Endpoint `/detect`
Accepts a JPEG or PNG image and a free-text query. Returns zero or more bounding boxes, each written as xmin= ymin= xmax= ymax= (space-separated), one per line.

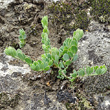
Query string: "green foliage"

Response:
xmin=4 ymin=47 xmax=33 ymax=64
xmin=4 ymin=16 xmax=107 ymax=82
xmin=41 ymin=16 xmax=51 ymax=53
xmin=69 ymin=65 xmax=107 ymax=82
xmin=18 ymin=29 xmax=26 ymax=48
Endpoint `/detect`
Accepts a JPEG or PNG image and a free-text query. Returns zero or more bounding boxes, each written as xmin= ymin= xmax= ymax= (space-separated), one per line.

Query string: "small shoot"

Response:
xmin=19 ymin=29 xmax=26 ymax=48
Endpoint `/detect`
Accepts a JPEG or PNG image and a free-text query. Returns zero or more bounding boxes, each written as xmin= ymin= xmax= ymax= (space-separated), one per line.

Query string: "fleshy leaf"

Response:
xmin=17 ymin=49 xmax=22 ymax=54
xmin=72 ymin=54 xmax=78 ymax=62
xmin=70 ymin=40 xmax=78 ymax=47
xmin=94 ymin=66 xmax=99 ymax=71
xmin=55 ymin=55 xmax=59 ymax=64
xmin=67 ymin=51 xmax=73 ymax=57
xmin=70 ymin=46 xmax=78 ymax=54
xmin=44 ymin=66 xmax=50 ymax=71
xmin=41 ymin=16 xmax=48 ymax=28
xmin=59 ymin=61 xmax=64 ymax=68
xmin=63 ymin=53 xmax=69 ymax=61
xmin=86 ymin=66 xmax=94 ymax=75
xmin=78 ymin=68 xmax=85 ymax=76
xmin=48 ymin=60 xmax=53 ymax=66
xmin=17 ymin=53 xmax=25 ymax=60
xmin=30 ymin=64 xmax=39 ymax=71
xmin=4 ymin=46 xmax=17 ymax=57
xmin=95 ymin=68 xmax=102 ymax=75
xmin=73 ymin=29 xmax=84 ymax=41
xmin=71 ymin=70 xmax=77 ymax=78
xmin=65 ymin=60 xmax=72 ymax=66
xmin=69 ymin=78 xmax=76 ymax=82
xmin=25 ymin=57 xmax=33 ymax=64
xmin=100 ymin=65 xmax=107 ymax=74
xmin=43 ymin=26 xmax=49 ymax=34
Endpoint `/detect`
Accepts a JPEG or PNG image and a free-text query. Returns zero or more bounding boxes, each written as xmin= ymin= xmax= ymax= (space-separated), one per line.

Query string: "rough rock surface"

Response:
xmin=76 ymin=21 xmax=110 ymax=94
xmin=0 ymin=0 xmax=110 ymax=110
xmin=0 ymin=21 xmax=110 ymax=110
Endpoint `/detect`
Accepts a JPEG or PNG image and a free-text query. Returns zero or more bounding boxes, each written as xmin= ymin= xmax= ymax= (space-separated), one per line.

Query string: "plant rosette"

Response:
xmin=4 ymin=16 xmax=107 ymax=82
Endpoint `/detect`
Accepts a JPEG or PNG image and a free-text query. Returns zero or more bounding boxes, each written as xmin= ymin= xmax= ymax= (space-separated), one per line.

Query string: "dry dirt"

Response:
xmin=0 ymin=0 xmax=110 ymax=110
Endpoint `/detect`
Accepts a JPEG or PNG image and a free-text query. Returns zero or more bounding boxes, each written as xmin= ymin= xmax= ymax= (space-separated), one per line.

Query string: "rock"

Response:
xmin=94 ymin=94 xmax=110 ymax=110
xmin=0 ymin=0 xmax=110 ymax=109
xmin=0 ymin=53 xmax=31 ymax=77
xmin=0 ymin=0 xmax=14 ymax=9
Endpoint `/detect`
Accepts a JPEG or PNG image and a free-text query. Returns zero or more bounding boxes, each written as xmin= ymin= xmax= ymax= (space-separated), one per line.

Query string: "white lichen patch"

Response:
xmin=0 ymin=53 xmax=31 ymax=77
xmin=104 ymin=100 xmax=110 ymax=106
xmin=0 ymin=0 xmax=14 ymax=8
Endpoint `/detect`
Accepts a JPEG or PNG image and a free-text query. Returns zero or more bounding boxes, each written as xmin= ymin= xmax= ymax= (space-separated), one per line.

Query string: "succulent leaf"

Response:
xmin=63 ymin=53 xmax=69 ymax=61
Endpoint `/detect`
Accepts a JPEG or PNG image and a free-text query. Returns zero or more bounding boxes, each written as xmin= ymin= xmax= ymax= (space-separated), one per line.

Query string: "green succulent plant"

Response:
xmin=18 ymin=29 xmax=27 ymax=48
xmin=4 ymin=16 xmax=107 ymax=82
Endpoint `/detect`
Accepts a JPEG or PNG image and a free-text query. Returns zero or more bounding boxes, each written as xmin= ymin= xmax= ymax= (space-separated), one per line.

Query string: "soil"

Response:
xmin=0 ymin=0 xmax=110 ymax=110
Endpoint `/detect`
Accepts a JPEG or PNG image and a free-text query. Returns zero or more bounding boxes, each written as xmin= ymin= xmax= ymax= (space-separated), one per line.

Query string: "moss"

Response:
xmin=65 ymin=103 xmax=74 ymax=110
xmin=0 ymin=92 xmax=20 ymax=109
xmin=73 ymin=11 xmax=90 ymax=31
xmin=9 ymin=94 xmax=20 ymax=108
xmin=0 ymin=92 xmax=9 ymax=108
xmin=48 ymin=0 xmax=110 ymax=34
xmin=90 ymin=0 xmax=110 ymax=23
xmin=65 ymin=93 xmax=94 ymax=110
xmin=48 ymin=1 xmax=90 ymax=33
